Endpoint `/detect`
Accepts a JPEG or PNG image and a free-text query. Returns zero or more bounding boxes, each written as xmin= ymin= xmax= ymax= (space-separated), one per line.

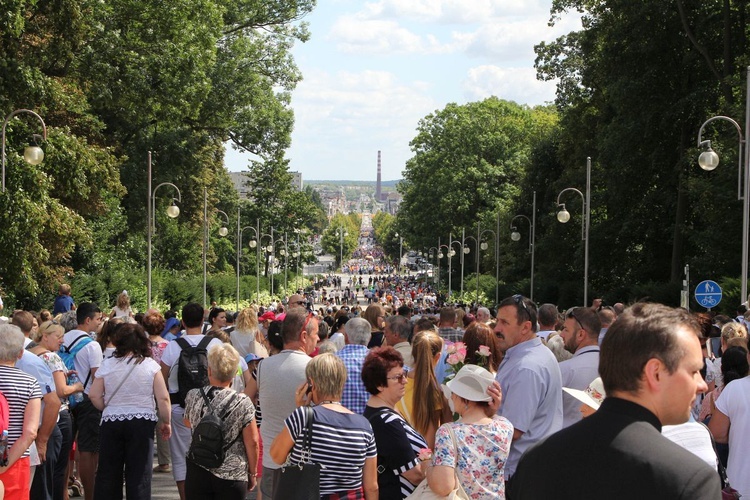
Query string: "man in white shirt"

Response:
xmin=559 ymin=307 xmax=601 ymax=428
xmin=160 ymin=302 xmax=222 ymax=500
xmin=62 ymin=303 xmax=103 ymax=500
xmin=536 ymin=303 xmax=559 ymax=341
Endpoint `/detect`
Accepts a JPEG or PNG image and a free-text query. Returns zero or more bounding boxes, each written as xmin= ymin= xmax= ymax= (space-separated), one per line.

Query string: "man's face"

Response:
xmin=494 ymin=305 xmax=528 ymax=352
xmin=477 ymin=310 xmax=490 ymax=323
xmin=384 ymin=323 xmax=399 ymax=345
xmin=303 ymin=318 xmax=320 ymax=355
xmin=561 ymin=317 xmax=582 ymax=354
xmin=85 ymin=312 xmax=103 ymax=333
xmin=658 ymin=327 xmax=708 ymax=425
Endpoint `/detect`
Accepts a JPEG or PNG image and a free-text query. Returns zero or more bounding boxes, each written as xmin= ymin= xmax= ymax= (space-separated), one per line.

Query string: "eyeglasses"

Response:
xmin=566 ymin=308 xmax=585 ymax=332
xmin=513 ymin=294 xmax=531 ymax=321
xmin=386 ymin=372 xmax=407 ymax=383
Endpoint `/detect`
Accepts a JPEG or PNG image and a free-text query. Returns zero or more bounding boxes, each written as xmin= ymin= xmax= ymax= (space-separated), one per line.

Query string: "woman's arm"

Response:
xmin=88 ymin=377 xmax=105 ymax=411
xmin=426 ymin=465 xmax=455 ymax=496
xmin=242 ymin=422 xmax=260 ymax=491
xmin=52 ymin=369 xmax=83 ymax=398
xmin=402 ymin=461 xmax=425 ymax=486
xmin=269 ymin=426 xmax=294 ymax=465
xmin=708 ymin=408 xmax=730 ymax=444
xmin=362 ymin=456 xmax=379 ymax=500
xmin=0 ymin=397 xmax=40 ymax=473
xmin=153 ymin=371 xmax=171 ymax=440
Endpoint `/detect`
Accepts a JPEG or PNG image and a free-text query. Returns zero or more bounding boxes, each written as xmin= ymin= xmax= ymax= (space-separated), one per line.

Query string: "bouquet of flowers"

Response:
xmin=443 ymin=342 xmax=491 ymax=383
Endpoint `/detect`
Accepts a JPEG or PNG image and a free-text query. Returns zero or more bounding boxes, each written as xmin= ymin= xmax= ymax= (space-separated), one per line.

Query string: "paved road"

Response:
xmin=149 ymin=455 xmax=258 ymax=500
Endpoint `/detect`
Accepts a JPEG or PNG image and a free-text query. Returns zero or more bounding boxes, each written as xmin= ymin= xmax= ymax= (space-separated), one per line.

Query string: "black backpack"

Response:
xmin=174 ymin=337 xmax=212 ymax=407
xmin=187 ymin=388 xmax=239 ymax=469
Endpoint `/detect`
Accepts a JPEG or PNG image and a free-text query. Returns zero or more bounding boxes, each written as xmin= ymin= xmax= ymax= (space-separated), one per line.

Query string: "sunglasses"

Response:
xmin=566 ymin=308 xmax=585 ymax=332
xmin=513 ymin=294 xmax=531 ymax=322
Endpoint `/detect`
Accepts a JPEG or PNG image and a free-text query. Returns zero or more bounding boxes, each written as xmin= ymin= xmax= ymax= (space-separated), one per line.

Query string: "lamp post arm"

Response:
xmin=151 ymin=183 xmax=182 ymax=234
xmin=557 ymin=187 xmax=586 ymax=241
xmin=698 ymin=115 xmax=745 ymax=201
xmin=2 ymin=109 xmax=48 ymax=193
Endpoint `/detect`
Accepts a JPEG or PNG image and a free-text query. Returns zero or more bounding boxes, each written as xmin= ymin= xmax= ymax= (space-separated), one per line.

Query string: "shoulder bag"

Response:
xmin=272 ymin=406 xmax=320 ymax=500
xmin=404 ymin=424 xmax=469 ymax=500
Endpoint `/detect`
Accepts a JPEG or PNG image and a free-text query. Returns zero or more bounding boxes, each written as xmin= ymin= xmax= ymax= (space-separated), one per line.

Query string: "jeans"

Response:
xmin=93 ymin=418 xmax=156 ymax=500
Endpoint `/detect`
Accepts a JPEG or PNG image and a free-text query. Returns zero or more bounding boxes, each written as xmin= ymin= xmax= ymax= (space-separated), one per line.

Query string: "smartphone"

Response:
xmin=305 ymin=379 xmax=313 ymax=395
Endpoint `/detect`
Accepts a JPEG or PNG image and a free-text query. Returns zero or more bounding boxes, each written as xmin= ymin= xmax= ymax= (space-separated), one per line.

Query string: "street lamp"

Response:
xmin=697 ymin=67 xmax=750 ymax=300
xmin=260 ymin=229 xmax=274 ymax=297
xmin=203 ymin=188 xmax=229 ymax=307
xmin=442 ymin=233 xmax=462 ymax=301
xmin=510 ymin=191 xmax=537 ymax=301
xmin=336 ymin=227 xmax=348 ymax=272
xmin=275 ymin=234 xmax=289 ymax=294
xmin=2 ymin=109 xmax=48 ymax=193
xmin=556 ymin=159 xmax=591 ymax=306
xmin=394 ymin=232 xmax=404 ymax=275
xmin=427 ymin=246 xmax=438 ymax=286
xmin=147 ymin=151 xmax=181 ymax=309
xmin=473 ymin=222 xmax=498 ymax=305
xmin=237 ymin=209 xmax=261 ymax=310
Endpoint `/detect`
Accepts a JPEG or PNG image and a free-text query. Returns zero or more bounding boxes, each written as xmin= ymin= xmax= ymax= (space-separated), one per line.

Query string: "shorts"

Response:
xmin=260 ymin=466 xmax=277 ymax=498
xmin=71 ymin=397 xmax=102 ymax=453
xmin=0 ymin=456 xmax=31 ymax=500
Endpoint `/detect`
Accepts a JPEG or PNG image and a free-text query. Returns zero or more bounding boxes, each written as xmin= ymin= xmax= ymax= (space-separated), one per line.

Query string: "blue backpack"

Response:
xmin=59 ymin=334 xmax=94 ymax=407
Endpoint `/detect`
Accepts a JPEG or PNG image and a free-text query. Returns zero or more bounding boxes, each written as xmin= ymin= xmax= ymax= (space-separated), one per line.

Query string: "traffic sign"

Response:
xmin=695 ymin=280 xmax=722 ymax=309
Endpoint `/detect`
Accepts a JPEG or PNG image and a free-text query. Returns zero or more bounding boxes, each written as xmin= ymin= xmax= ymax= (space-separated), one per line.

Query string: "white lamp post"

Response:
xmin=510 ymin=191 xmax=537 ymax=301
xmin=697 ymin=67 xmax=750 ymax=301
xmin=203 ymin=188 xmax=229 ymax=307
xmin=337 ymin=227 xmax=348 ymax=271
xmin=2 ymin=109 xmax=47 ymax=193
xmin=556 ymin=160 xmax=591 ymax=306
xmin=147 ymin=151 xmax=181 ymax=309
xmin=237 ymin=209 xmax=261 ymax=309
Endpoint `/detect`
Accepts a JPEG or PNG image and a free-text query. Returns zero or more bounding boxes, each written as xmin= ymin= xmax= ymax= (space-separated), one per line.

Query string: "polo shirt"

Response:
xmin=496 ymin=336 xmax=562 ymax=479
xmin=559 ymin=344 xmax=600 ymax=428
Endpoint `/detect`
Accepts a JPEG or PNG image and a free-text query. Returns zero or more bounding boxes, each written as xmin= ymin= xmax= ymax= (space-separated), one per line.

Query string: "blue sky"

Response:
xmin=224 ymin=0 xmax=581 ymax=181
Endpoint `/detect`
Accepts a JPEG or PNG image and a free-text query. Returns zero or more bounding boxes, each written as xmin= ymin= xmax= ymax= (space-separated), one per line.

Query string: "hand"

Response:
xmin=159 ymin=422 xmax=172 ymax=440
xmin=72 ymin=382 xmax=84 ymax=393
xmin=294 ymin=381 xmax=312 ymax=407
xmin=36 ymin=439 xmax=48 ymax=463
xmin=487 ymin=381 xmax=502 ymax=413
xmin=248 ymin=474 xmax=258 ymax=491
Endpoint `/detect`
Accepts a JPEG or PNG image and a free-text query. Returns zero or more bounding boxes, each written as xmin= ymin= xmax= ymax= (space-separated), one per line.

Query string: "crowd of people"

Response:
xmin=1 ymin=263 xmax=748 ymax=499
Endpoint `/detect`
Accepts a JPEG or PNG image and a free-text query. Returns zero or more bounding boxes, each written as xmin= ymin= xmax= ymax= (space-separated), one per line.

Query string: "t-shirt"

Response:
xmin=715 ymin=376 xmax=750 ymax=498
xmin=160 ymin=335 xmax=224 ymax=396
xmin=0 ymin=365 xmax=42 ymax=458
xmin=38 ymin=351 xmax=70 ymax=410
xmin=62 ymin=329 xmax=103 ymax=395
xmin=53 ymin=295 xmax=75 ymax=315
xmin=95 ymin=356 xmax=161 ymax=423
xmin=433 ymin=418 xmax=514 ymax=500
xmin=364 ymin=406 xmax=427 ymax=499
xmin=16 ymin=350 xmax=56 ymax=421
xmin=285 ymin=405 xmax=376 ymax=495
xmin=257 ymin=350 xmax=310 ymax=470
xmin=184 ymin=386 xmax=256 ymax=481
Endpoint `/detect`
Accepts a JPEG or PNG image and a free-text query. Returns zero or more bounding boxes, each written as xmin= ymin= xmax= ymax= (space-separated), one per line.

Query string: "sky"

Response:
xmin=224 ymin=0 xmax=582 ymax=181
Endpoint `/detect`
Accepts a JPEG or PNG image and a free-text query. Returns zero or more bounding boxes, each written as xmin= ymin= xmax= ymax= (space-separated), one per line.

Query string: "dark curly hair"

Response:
xmin=362 ymin=346 xmax=404 ymax=395
xmin=113 ymin=323 xmax=152 ymax=363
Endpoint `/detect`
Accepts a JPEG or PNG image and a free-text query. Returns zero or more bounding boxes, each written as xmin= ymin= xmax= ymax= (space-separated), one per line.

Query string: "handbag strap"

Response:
xmin=105 ymin=360 xmax=138 ymax=407
xmin=299 ymin=406 xmax=315 ymax=463
xmin=447 ymin=424 xmax=470 ymax=498
xmin=700 ymin=421 xmax=731 ymax=488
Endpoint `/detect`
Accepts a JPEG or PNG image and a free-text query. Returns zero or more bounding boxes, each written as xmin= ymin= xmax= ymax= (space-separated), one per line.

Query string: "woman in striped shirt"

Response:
xmin=270 ymin=353 xmax=378 ymax=499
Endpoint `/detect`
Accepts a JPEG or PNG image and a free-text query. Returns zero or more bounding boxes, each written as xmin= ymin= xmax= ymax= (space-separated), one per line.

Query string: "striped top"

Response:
xmin=0 ymin=365 xmax=42 ymax=459
xmin=284 ymin=405 xmax=377 ymax=495
xmin=364 ymin=405 xmax=428 ymax=498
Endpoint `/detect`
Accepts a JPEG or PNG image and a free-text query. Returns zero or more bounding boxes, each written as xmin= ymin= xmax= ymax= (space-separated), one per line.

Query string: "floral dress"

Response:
xmin=432 ymin=417 xmax=514 ymax=500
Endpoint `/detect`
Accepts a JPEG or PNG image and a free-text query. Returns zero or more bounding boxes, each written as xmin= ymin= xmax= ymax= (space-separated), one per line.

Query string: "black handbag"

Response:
xmin=272 ymin=406 xmax=320 ymax=500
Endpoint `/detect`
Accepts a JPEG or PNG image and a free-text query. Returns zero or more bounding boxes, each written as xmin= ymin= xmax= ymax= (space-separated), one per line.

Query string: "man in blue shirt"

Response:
xmin=336 ymin=317 xmax=372 ymax=414
xmin=52 ymin=284 xmax=76 ymax=315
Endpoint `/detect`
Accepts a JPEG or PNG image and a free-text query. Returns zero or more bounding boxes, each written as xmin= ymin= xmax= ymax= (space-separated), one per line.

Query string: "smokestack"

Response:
xmin=376 ymin=150 xmax=382 ymax=202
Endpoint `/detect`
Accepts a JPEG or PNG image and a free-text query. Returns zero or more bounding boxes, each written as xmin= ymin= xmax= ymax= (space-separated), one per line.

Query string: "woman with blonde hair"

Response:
xmin=396 ymin=330 xmax=452 ymax=449
xmin=230 ymin=307 xmax=268 ymax=359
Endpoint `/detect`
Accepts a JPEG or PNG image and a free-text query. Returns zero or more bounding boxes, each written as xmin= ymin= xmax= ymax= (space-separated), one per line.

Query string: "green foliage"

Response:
xmin=321 ymin=214 xmax=360 ymax=266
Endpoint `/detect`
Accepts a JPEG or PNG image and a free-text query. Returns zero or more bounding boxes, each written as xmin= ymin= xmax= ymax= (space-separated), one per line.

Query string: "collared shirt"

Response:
xmin=336 ymin=344 xmax=370 ymax=414
xmin=536 ymin=329 xmax=556 ymax=341
xmin=438 ymin=327 xmax=463 ymax=344
xmin=392 ymin=341 xmax=413 ymax=369
xmin=559 ymin=344 xmax=600 ymax=428
xmin=17 ymin=350 xmax=56 ymax=422
xmin=496 ymin=336 xmax=563 ymax=479
xmin=598 ymin=327 xmax=608 ymax=345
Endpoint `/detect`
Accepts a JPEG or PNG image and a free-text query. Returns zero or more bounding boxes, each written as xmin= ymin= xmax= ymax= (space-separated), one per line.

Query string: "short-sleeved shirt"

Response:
xmin=53 ymin=295 xmax=75 ymax=315
xmin=62 ymin=329 xmax=103 ymax=394
xmin=184 ymin=386 xmax=256 ymax=481
xmin=160 ymin=335 xmax=223 ymax=396
xmin=716 ymin=376 xmax=750 ymax=498
xmin=336 ymin=344 xmax=370 ymax=414
xmin=16 ymin=349 xmax=56 ymax=420
xmin=364 ymin=406 xmax=427 ymax=499
xmin=95 ymin=356 xmax=161 ymax=422
xmin=433 ymin=418 xmax=514 ymax=499
xmin=496 ymin=336 xmax=563 ymax=479
xmin=285 ymin=405 xmax=376 ymax=495
xmin=0 ymin=365 xmax=42 ymax=458
xmin=559 ymin=345 xmax=600 ymax=428
xmin=438 ymin=327 xmax=463 ymax=344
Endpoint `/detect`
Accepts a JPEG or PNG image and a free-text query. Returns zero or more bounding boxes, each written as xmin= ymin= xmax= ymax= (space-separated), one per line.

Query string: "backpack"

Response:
xmin=174 ymin=337 xmax=212 ymax=407
xmin=186 ymin=388 xmax=239 ymax=469
xmin=59 ymin=334 xmax=94 ymax=407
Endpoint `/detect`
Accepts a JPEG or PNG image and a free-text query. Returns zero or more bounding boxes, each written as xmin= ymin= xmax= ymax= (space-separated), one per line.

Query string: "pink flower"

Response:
xmin=447 ymin=354 xmax=460 ymax=365
xmin=478 ymin=345 xmax=491 ymax=357
xmin=418 ymin=448 xmax=433 ymax=461
xmin=446 ymin=343 xmax=457 ymax=354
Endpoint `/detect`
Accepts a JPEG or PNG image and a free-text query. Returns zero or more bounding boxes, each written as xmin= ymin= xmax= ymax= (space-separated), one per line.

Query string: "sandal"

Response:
xmin=153 ymin=464 xmax=171 ymax=473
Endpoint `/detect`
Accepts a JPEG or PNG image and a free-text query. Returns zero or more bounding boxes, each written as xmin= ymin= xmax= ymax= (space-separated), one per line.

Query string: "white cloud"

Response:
xmin=462 ymin=65 xmax=557 ymax=106
xmin=360 ymin=0 xmax=551 ymax=24
xmin=329 ymin=15 xmax=452 ymax=55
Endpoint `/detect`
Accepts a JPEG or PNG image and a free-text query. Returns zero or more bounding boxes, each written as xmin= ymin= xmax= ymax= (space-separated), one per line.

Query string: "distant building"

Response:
xmin=290 ymin=171 xmax=303 ymax=191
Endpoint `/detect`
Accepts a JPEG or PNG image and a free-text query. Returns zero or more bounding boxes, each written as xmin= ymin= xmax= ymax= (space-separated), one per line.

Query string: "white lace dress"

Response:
xmin=95 ymin=355 xmax=160 ymax=422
